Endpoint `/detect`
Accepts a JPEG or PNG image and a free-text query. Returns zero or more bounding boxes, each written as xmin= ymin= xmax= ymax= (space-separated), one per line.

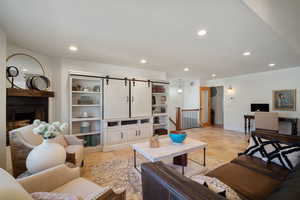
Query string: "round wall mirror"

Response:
xmin=6 ymin=53 xmax=45 ymax=89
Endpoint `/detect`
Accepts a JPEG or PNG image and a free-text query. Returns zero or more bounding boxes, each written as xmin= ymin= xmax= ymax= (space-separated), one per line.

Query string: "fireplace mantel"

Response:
xmin=7 ymin=88 xmax=55 ymax=98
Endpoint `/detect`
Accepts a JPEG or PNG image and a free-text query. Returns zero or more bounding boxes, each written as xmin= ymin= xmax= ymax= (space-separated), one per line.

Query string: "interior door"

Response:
xmin=104 ymin=79 xmax=130 ymax=119
xmin=131 ymin=81 xmax=152 ymax=117
xmin=199 ymin=87 xmax=211 ymax=127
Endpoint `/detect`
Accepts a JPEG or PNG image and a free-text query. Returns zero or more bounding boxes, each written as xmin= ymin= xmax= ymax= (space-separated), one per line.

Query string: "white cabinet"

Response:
xmin=131 ymin=81 xmax=152 ymax=118
xmin=103 ymin=118 xmax=152 ymax=151
xmin=104 ymin=79 xmax=129 ymax=119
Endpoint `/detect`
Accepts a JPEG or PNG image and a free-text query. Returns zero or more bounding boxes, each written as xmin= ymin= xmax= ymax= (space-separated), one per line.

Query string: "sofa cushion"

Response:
xmin=232 ymin=155 xmax=290 ymax=181
xmin=0 ymin=168 xmax=33 ymax=200
xmin=267 ymin=164 xmax=300 ymax=200
xmin=52 ymin=178 xmax=107 ymax=199
xmin=207 ymin=163 xmax=281 ymax=200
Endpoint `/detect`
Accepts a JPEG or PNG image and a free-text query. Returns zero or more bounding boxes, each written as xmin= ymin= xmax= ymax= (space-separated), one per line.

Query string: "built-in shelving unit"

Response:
xmin=69 ymin=75 xmax=103 ymax=150
xmin=152 ymin=83 xmax=169 ymax=135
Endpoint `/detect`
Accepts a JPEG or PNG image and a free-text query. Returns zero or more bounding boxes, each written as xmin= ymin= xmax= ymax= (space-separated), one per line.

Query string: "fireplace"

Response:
xmin=6 ymin=88 xmax=54 ymax=145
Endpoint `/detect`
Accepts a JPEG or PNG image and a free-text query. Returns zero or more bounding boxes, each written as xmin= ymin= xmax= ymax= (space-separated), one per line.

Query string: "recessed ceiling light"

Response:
xmin=268 ymin=63 xmax=276 ymax=67
xmin=69 ymin=46 xmax=78 ymax=51
xmin=184 ymin=67 xmax=189 ymax=72
xmin=22 ymin=68 xmax=28 ymax=72
xmin=211 ymin=73 xmax=216 ymax=77
xmin=197 ymin=29 xmax=207 ymax=36
xmin=140 ymin=59 xmax=147 ymax=64
xmin=177 ymin=88 xmax=183 ymax=93
xmin=243 ymin=51 xmax=251 ymax=56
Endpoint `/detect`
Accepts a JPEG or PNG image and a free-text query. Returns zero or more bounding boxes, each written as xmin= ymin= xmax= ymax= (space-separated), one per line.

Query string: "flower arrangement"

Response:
xmin=33 ymin=120 xmax=68 ymax=139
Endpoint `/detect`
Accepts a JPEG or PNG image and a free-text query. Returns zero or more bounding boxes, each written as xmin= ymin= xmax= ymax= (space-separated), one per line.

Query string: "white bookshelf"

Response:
xmin=69 ymin=75 xmax=103 ymax=149
xmin=152 ymin=83 xmax=169 ymax=135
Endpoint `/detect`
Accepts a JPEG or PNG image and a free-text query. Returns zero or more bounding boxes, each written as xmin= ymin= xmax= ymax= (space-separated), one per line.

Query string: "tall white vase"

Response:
xmin=26 ymin=139 xmax=66 ymax=174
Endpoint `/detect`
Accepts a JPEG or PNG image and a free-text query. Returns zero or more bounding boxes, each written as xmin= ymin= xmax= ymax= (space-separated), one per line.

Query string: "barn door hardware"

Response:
xmin=124 ymin=77 xmax=128 ymax=86
xmin=105 ymin=76 xmax=109 ymax=85
xmin=147 ymin=80 xmax=151 ymax=87
xmin=132 ymin=78 xmax=136 ymax=86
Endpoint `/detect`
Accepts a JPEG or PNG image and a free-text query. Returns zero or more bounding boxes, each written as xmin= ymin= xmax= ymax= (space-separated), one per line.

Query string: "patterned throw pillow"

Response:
xmin=31 ymin=192 xmax=80 ymax=200
xmin=268 ymin=144 xmax=300 ymax=171
xmin=243 ymin=136 xmax=279 ymax=160
xmin=191 ymin=175 xmax=241 ymax=200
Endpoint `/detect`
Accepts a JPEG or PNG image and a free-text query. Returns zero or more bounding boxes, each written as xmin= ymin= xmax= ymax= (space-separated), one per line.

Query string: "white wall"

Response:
xmin=183 ymin=79 xmax=200 ymax=109
xmin=54 ymin=59 xmax=167 ymax=123
xmin=6 ymin=43 xmax=57 ymax=122
xmin=207 ymin=67 xmax=300 ymax=133
xmin=0 ymin=28 xmax=7 ymax=169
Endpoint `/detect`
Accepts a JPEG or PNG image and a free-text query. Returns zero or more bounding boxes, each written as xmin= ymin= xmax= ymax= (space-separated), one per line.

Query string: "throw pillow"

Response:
xmin=31 ymin=192 xmax=80 ymax=200
xmin=268 ymin=144 xmax=300 ymax=171
xmin=243 ymin=135 xmax=279 ymax=160
xmin=191 ymin=175 xmax=241 ymax=200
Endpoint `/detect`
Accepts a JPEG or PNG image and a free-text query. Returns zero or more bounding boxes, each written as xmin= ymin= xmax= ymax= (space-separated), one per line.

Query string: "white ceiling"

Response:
xmin=0 ymin=0 xmax=299 ymax=80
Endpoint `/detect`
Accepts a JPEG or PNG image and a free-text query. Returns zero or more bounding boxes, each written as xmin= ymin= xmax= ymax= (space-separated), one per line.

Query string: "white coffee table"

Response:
xmin=131 ymin=137 xmax=207 ymax=175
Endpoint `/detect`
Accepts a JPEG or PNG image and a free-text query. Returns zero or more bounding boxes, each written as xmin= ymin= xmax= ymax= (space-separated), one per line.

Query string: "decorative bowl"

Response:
xmin=169 ymin=131 xmax=187 ymax=144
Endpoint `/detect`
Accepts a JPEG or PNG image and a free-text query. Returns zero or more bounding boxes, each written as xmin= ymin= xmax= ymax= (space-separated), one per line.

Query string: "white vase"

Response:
xmin=26 ymin=139 xmax=66 ymax=174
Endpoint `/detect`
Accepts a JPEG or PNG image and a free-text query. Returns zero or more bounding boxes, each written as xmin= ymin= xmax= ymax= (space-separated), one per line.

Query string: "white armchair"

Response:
xmin=0 ymin=165 xmax=125 ymax=200
xmin=10 ymin=125 xmax=84 ymax=177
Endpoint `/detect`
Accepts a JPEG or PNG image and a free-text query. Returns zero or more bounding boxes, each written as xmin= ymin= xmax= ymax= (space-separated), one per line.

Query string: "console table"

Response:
xmin=244 ymin=115 xmax=298 ymax=136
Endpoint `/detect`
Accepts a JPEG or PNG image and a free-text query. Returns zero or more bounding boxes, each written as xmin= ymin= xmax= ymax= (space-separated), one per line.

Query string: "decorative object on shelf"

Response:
xmin=154 ymin=117 xmax=160 ymax=124
xmin=273 ymin=89 xmax=296 ymax=111
xmin=169 ymin=131 xmax=187 ymax=144
xmin=26 ymin=75 xmax=50 ymax=91
xmin=26 ymin=120 xmax=68 ymax=174
xmin=152 ymin=85 xmax=165 ymax=93
xmin=6 ymin=66 xmax=19 ymax=88
xmin=81 ymin=112 xmax=89 ymax=118
xmin=80 ymin=121 xmax=91 ymax=133
xmin=78 ymin=95 xmax=93 ymax=104
xmin=72 ymin=85 xmax=82 ymax=91
xmin=93 ymin=85 xmax=101 ymax=92
xmin=149 ymin=135 xmax=160 ymax=148
xmin=82 ymin=87 xmax=91 ymax=92
xmin=152 ymin=96 xmax=156 ymax=105
xmin=6 ymin=53 xmax=48 ymax=89
xmin=161 ymin=96 xmax=167 ymax=104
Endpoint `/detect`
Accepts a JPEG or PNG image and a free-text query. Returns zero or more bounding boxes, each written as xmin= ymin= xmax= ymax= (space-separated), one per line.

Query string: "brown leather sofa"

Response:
xmin=141 ymin=131 xmax=300 ymax=200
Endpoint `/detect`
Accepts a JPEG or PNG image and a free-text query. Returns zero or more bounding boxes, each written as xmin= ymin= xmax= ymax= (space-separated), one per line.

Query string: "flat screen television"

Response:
xmin=251 ymin=103 xmax=269 ymax=112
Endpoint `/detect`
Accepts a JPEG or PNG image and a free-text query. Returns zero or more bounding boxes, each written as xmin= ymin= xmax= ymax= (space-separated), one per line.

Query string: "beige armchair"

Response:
xmin=255 ymin=112 xmax=279 ymax=133
xmin=0 ymin=165 xmax=125 ymax=200
xmin=10 ymin=125 xmax=84 ymax=177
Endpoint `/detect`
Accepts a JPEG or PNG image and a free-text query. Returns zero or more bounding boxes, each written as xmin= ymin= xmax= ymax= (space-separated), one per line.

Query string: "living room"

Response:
xmin=1 ymin=1 xmax=300 ymax=200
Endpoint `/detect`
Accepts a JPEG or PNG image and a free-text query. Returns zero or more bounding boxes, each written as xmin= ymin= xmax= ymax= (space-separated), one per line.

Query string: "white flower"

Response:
xmin=59 ymin=123 xmax=68 ymax=132
xmin=52 ymin=121 xmax=61 ymax=128
xmin=33 ymin=119 xmax=41 ymax=127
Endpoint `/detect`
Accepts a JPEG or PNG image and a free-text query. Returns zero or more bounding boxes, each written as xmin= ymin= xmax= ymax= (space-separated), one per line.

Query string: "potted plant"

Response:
xmin=26 ymin=120 xmax=68 ymax=174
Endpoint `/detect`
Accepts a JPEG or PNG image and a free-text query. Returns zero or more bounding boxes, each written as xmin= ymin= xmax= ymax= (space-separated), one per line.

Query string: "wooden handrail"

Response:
xmin=181 ymin=108 xmax=200 ymax=112
xmin=176 ymin=107 xmax=182 ymax=130
xmin=169 ymin=117 xmax=176 ymax=126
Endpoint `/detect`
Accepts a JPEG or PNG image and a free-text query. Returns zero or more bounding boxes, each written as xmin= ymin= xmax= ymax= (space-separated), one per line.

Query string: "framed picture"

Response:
xmin=273 ymin=89 xmax=296 ymax=111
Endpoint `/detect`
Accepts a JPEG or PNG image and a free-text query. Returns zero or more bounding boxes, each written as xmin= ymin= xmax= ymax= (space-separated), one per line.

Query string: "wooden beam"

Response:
xmin=7 ymin=88 xmax=54 ymax=98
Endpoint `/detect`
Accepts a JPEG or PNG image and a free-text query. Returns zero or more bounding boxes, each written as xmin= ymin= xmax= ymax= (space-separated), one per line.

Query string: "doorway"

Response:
xmin=199 ymin=86 xmax=224 ymax=128
xmin=211 ymin=86 xmax=224 ymax=128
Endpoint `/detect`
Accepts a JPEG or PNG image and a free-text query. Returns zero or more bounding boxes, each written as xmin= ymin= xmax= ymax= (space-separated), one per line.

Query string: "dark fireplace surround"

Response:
xmin=6 ymin=88 xmax=54 ymax=145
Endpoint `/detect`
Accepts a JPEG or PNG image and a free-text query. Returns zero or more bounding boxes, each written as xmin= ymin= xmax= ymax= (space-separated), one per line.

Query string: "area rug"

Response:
xmin=86 ymin=156 xmax=225 ymax=200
